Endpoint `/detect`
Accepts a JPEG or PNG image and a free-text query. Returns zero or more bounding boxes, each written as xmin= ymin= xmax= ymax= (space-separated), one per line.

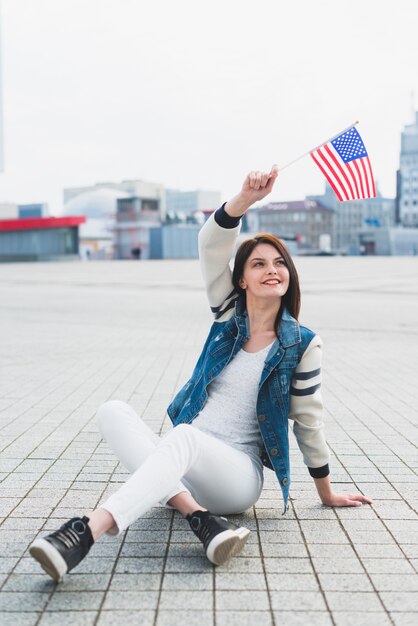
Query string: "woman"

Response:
xmin=29 ymin=165 xmax=372 ymax=582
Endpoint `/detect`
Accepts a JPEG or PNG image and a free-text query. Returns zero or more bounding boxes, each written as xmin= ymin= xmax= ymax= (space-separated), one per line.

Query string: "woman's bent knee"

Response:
xmin=96 ymin=400 xmax=130 ymax=434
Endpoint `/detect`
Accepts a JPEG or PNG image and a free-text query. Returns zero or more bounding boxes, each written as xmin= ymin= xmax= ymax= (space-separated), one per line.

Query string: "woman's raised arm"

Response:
xmin=198 ymin=165 xmax=279 ymax=322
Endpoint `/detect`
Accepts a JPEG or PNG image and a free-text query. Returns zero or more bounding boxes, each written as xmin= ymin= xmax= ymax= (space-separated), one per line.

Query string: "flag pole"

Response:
xmin=278 ymin=120 xmax=360 ymax=171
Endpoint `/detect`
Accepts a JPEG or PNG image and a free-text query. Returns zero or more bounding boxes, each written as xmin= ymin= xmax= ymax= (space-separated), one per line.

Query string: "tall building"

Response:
xmin=309 ymin=184 xmax=396 ymax=254
xmin=396 ymin=111 xmax=418 ymax=227
xmin=114 ymin=196 xmax=161 ymax=259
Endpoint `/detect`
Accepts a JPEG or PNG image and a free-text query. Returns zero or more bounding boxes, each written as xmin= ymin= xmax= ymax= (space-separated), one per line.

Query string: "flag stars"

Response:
xmin=332 ymin=127 xmax=367 ymax=162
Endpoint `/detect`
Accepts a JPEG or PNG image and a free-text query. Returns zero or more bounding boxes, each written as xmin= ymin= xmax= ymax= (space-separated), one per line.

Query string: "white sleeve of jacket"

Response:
xmin=198 ymin=212 xmax=241 ymax=322
xmin=288 ymin=335 xmax=330 ymax=468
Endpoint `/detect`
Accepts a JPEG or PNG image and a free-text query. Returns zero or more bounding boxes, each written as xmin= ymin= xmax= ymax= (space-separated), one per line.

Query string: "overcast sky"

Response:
xmin=1 ymin=0 xmax=417 ymax=214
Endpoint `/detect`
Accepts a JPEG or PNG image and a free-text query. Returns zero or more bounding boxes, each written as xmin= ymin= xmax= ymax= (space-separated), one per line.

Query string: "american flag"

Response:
xmin=310 ymin=126 xmax=376 ymax=202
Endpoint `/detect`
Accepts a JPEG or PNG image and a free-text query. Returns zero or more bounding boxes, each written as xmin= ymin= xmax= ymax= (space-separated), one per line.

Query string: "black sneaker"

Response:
xmin=186 ymin=510 xmax=250 ymax=565
xmin=29 ymin=516 xmax=94 ymax=583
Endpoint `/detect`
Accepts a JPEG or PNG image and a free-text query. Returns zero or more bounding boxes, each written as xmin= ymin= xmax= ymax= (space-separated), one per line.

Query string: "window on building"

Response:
xmin=142 ymin=199 xmax=159 ymax=212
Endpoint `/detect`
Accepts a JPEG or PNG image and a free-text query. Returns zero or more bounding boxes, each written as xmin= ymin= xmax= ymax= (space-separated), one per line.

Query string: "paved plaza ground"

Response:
xmin=0 ymin=255 xmax=417 ymax=626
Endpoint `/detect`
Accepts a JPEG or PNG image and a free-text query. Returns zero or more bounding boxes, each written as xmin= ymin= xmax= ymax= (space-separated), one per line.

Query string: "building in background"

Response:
xmin=114 ymin=196 xmax=162 ymax=259
xmin=396 ymin=111 xmax=418 ymax=227
xmin=64 ymin=179 xmax=166 ymax=220
xmin=0 ymin=202 xmax=49 ymax=219
xmin=165 ymin=189 xmax=221 ymax=222
xmin=0 ymin=202 xmax=18 ymax=219
xmin=149 ymin=224 xmax=201 ymax=259
xmin=256 ymin=200 xmax=335 ymax=253
xmin=64 ymin=180 xmax=165 ymax=259
xmin=18 ymin=203 xmax=49 ymax=218
xmin=63 ymin=187 xmax=130 ymax=259
xmin=308 ymin=184 xmax=396 ymax=255
xmin=0 ymin=216 xmax=85 ymax=262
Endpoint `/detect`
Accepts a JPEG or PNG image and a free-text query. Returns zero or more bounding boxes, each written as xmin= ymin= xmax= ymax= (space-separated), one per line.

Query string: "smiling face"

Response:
xmin=239 ymin=243 xmax=290 ymax=301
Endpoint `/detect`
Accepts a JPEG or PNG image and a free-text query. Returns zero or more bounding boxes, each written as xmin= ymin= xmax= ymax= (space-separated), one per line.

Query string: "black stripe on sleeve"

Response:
xmin=290 ymin=383 xmax=321 ymax=397
xmin=210 ymin=289 xmax=237 ymax=314
xmin=308 ymin=464 xmax=330 ymax=478
xmin=294 ymin=368 xmax=321 ymax=381
xmin=214 ymin=204 xmax=242 ymax=229
xmin=213 ymin=298 xmax=237 ymax=320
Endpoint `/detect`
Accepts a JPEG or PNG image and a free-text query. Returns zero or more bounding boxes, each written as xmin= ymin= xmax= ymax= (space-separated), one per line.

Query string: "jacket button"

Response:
xmin=181 ymin=419 xmax=187 ymax=424
xmin=258 ymin=415 xmax=266 ymax=422
xmin=282 ymin=477 xmax=288 ymax=486
xmin=270 ymin=448 xmax=278 ymax=456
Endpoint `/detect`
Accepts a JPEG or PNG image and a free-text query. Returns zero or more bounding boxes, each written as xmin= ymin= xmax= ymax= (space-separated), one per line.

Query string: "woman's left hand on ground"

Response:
xmin=321 ymin=492 xmax=373 ymax=507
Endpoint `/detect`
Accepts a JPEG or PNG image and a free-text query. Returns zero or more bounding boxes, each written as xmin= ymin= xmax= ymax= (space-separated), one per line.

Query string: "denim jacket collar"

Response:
xmin=233 ymin=294 xmax=301 ymax=349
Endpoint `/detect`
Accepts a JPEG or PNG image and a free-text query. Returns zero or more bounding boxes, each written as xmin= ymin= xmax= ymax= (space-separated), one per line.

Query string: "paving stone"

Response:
xmin=368 ymin=574 xmax=418 ymax=592
xmin=0 ymin=591 xmax=49 ymax=611
xmin=216 ymin=590 xmax=270 ymax=610
xmin=102 ymin=590 xmax=159 ymax=610
xmin=266 ymin=573 xmax=319 ymax=591
xmin=120 ymin=541 xmax=167 ymax=557
xmin=0 ymin=613 xmax=40 ymax=626
xmin=361 ymin=558 xmax=416 ymax=574
xmin=162 ymin=572 xmax=213 ymax=590
xmin=156 ymin=611 xmax=214 ymax=626
xmin=270 ymin=590 xmax=327 ymax=611
xmin=318 ymin=573 xmax=374 ymax=592
xmin=163 ymin=556 xmax=212 ymax=573
xmin=273 ymin=613 xmax=332 ymax=626
xmin=39 ymin=613 xmax=97 ymax=626
xmin=355 ymin=544 xmax=406 ymax=558
xmin=2 ymin=573 xmax=55 ymax=592
xmin=97 ymin=611 xmax=155 ymax=626
xmin=311 ymin=558 xmax=364 ymax=574
xmin=215 ymin=572 xmax=266 ymax=590
xmin=54 ymin=573 xmax=112 ymax=591
xmin=390 ymin=614 xmax=418 ymax=626
xmin=217 ymin=612 xmax=273 ymax=626
xmin=332 ymin=613 xmax=392 ymax=626
xmin=379 ymin=592 xmax=418 ymax=612
xmin=264 ymin=558 xmax=313 ymax=574
xmin=46 ymin=591 xmax=105 ymax=611
xmin=325 ymin=591 xmax=383 ymax=612
xmin=109 ymin=573 xmax=161 ymax=590
xmin=159 ymin=590 xmax=213 ymax=610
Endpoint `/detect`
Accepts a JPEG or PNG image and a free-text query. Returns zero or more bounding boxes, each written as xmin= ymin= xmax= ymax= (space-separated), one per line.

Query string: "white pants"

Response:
xmin=97 ymin=400 xmax=264 ymax=535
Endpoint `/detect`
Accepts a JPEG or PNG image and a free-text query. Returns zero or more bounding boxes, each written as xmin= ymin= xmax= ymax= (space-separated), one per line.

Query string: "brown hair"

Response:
xmin=232 ymin=233 xmax=301 ymax=331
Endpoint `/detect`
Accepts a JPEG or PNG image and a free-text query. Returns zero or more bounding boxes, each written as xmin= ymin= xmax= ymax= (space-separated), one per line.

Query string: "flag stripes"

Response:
xmin=309 ymin=126 xmax=376 ymax=202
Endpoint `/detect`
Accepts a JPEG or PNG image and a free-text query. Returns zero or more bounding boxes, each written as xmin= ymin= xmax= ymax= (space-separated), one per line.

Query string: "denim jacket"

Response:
xmin=167 ymin=212 xmax=330 ymax=510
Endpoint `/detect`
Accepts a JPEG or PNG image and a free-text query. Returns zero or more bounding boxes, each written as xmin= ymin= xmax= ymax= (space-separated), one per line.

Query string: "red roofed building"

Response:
xmin=0 ymin=216 xmax=86 ymax=262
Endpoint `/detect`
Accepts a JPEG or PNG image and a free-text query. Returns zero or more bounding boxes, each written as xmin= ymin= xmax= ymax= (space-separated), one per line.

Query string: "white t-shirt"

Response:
xmin=191 ymin=341 xmax=274 ymax=474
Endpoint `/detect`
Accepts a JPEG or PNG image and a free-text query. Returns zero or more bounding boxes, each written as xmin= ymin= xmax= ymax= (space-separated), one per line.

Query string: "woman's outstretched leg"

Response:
xmin=29 ymin=403 xmax=208 ymax=581
xmin=87 ymin=491 xmax=207 ymax=541
xmin=29 ymin=423 xmax=259 ymax=580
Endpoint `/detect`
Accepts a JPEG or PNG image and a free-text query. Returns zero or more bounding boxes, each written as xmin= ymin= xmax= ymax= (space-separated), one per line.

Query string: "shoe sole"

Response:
xmin=206 ymin=527 xmax=250 ymax=566
xmin=29 ymin=538 xmax=68 ymax=583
